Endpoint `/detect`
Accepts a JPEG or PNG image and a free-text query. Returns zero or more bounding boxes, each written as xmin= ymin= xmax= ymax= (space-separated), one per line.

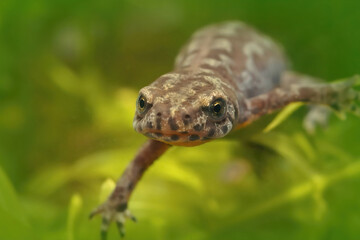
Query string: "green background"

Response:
xmin=1 ymin=0 xmax=360 ymax=239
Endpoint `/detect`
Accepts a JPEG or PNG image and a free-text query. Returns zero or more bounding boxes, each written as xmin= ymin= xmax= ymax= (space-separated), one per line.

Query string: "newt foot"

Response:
xmin=90 ymin=201 xmax=137 ymax=240
xmin=328 ymin=75 xmax=360 ymax=117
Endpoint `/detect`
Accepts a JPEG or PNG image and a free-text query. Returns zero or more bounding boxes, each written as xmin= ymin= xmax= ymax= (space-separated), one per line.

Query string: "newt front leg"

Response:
xmin=242 ymin=72 xmax=360 ymax=124
xmin=90 ymin=139 xmax=171 ymax=239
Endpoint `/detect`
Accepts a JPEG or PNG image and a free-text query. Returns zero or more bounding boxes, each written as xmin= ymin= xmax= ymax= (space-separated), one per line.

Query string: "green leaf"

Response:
xmin=263 ymin=102 xmax=304 ymax=133
xmin=0 ymin=166 xmax=34 ymax=240
xmin=67 ymin=193 xmax=83 ymax=240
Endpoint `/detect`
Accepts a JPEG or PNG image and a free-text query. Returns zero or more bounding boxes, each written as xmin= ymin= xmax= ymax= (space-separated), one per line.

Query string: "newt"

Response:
xmin=90 ymin=21 xmax=360 ymax=239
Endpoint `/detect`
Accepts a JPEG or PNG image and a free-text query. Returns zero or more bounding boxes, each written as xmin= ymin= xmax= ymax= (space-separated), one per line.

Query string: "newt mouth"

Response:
xmin=143 ymin=130 xmax=210 ymax=146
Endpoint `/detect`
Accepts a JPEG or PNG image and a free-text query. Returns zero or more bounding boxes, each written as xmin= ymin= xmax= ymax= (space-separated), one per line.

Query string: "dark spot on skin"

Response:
xmin=189 ymin=134 xmax=200 ymax=141
xmin=168 ymin=117 xmax=179 ymax=130
xmin=331 ymin=103 xmax=341 ymax=111
xmin=180 ymin=131 xmax=188 ymax=134
xmin=117 ymin=203 xmax=128 ymax=212
xmin=156 ymin=117 xmax=162 ymax=130
xmin=128 ymin=182 xmax=134 ymax=191
xmin=193 ymin=124 xmax=204 ymax=131
xmin=137 ymin=125 xmax=143 ymax=132
xmin=147 ymin=121 xmax=153 ymax=129
xmin=221 ymin=125 xmax=228 ymax=134
xmin=157 ymin=112 xmax=162 ymax=117
xmin=183 ymin=114 xmax=191 ymax=125
xmin=102 ymin=218 xmax=109 ymax=225
xmin=154 ymin=132 xmax=163 ymax=137
xmin=145 ymin=132 xmax=154 ymax=138
xmin=171 ymin=135 xmax=179 ymax=141
xmin=207 ymin=128 xmax=215 ymax=137
xmin=139 ymin=166 xmax=146 ymax=174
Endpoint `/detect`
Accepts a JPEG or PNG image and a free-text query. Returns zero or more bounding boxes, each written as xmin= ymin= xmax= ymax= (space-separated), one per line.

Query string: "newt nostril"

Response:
xmin=155 ymin=112 xmax=163 ymax=130
xmin=146 ymin=121 xmax=153 ymax=129
xmin=183 ymin=114 xmax=191 ymax=126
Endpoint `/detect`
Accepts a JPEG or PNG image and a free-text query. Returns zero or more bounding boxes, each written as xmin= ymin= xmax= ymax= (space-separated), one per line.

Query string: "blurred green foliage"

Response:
xmin=1 ymin=0 xmax=360 ymax=239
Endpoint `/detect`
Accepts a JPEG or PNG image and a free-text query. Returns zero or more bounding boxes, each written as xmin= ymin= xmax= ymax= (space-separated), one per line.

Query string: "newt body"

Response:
xmin=90 ymin=22 xmax=360 ymax=239
xmin=133 ymin=22 xmax=287 ymax=146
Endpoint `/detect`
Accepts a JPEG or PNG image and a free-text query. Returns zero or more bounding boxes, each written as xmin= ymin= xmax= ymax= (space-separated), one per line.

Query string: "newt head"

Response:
xmin=132 ymin=72 xmax=239 ymax=146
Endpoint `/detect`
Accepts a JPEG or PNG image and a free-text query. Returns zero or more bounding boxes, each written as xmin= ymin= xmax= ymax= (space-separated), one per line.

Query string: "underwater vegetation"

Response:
xmin=0 ymin=0 xmax=360 ymax=239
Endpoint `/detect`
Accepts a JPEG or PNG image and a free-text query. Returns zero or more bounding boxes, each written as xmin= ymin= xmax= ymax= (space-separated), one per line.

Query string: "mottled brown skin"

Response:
xmin=90 ymin=21 xmax=360 ymax=239
xmin=133 ymin=22 xmax=287 ymax=146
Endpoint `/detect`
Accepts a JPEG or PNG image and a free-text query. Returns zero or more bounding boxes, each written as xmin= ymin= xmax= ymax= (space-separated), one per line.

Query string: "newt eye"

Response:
xmin=208 ymin=98 xmax=227 ymax=121
xmin=136 ymin=95 xmax=150 ymax=115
